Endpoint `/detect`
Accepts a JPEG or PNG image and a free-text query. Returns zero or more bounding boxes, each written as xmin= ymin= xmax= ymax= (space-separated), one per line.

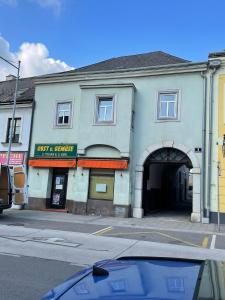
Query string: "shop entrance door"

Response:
xmin=50 ymin=168 xmax=68 ymax=208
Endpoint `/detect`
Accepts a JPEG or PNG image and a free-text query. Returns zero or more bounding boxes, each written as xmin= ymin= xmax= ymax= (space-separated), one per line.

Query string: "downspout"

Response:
xmin=207 ymin=61 xmax=221 ymax=220
xmin=27 ymin=100 xmax=35 ymax=176
xmin=201 ymin=71 xmax=207 ymax=222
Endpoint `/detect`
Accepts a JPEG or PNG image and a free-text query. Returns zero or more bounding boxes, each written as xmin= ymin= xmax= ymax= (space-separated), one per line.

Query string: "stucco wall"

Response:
xmin=0 ymin=105 xmax=32 ymax=152
xmin=78 ymin=86 xmax=134 ymax=157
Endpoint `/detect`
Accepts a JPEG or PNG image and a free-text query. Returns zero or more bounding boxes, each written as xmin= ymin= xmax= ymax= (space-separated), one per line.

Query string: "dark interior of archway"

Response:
xmin=142 ymin=161 xmax=193 ymax=215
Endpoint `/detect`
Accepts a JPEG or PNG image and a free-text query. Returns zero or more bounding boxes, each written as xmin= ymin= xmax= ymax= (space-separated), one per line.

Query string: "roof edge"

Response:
xmin=34 ymin=61 xmax=207 ymax=85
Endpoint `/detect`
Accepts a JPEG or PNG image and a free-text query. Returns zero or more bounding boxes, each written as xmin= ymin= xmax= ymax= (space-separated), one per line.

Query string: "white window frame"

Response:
xmin=5 ymin=116 xmax=23 ymax=144
xmin=157 ymin=90 xmax=179 ymax=121
xmin=55 ymin=100 xmax=73 ymax=128
xmin=95 ymin=95 xmax=115 ymax=124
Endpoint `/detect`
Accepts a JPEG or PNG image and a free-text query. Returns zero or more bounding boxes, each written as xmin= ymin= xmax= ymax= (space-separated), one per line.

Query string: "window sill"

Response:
xmin=1 ymin=142 xmax=22 ymax=145
xmin=155 ymin=118 xmax=180 ymax=123
xmin=93 ymin=122 xmax=116 ymax=126
xmin=54 ymin=124 xmax=72 ymax=129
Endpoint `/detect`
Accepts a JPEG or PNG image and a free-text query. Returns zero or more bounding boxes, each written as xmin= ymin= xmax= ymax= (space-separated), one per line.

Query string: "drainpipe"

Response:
xmin=206 ymin=60 xmax=221 ymax=221
xmin=200 ymin=71 xmax=207 ymax=222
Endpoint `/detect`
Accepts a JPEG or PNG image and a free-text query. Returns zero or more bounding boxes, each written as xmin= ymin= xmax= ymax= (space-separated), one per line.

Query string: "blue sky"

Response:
xmin=0 ymin=0 xmax=225 ymax=78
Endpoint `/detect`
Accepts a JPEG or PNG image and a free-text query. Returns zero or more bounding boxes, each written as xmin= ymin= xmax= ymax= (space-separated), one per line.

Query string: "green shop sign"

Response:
xmin=34 ymin=144 xmax=77 ymax=158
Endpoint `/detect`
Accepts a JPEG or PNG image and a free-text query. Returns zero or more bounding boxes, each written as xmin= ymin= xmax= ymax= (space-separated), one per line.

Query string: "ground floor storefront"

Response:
xmin=0 ymin=151 xmax=27 ymax=205
xmin=28 ymin=144 xmax=131 ymax=217
xmin=28 ymin=143 xmax=206 ymax=222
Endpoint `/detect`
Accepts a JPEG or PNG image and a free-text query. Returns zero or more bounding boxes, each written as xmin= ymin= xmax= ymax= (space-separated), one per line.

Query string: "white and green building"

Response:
xmin=28 ymin=51 xmax=207 ymax=221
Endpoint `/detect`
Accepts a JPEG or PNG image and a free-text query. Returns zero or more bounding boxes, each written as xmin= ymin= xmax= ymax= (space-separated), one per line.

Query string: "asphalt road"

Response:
xmin=0 ymin=253 xmax=82 ymax=300
xmin=0 ymin=211 xmax=214 ymax=249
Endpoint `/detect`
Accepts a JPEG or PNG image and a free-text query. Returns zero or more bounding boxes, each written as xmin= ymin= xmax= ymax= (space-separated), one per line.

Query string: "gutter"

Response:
xmin=201 ymin=71 xmax=207 ymax=222
xmin=206 ymin=60 xmax=221 ymax=221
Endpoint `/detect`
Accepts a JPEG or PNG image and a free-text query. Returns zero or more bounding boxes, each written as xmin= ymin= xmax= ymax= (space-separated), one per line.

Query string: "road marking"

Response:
xmin=92 ymin=226 xmax=113 ymax=235
xmin=105 ymin=231 xmax=201 ymax=248
xmin=201 ymin=236 xmax=209 ymax=248
xmin=210 ymin=234 xmax=216 ymax=249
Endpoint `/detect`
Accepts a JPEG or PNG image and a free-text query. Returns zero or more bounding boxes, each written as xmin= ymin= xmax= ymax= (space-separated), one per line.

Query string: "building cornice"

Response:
xmin=80 ymin=83 xmax=136 ymax=90
xmin=34 ymin=62 xmax=208 ymax=85
xmin=0 ymin=102 xmax=33 ymax=109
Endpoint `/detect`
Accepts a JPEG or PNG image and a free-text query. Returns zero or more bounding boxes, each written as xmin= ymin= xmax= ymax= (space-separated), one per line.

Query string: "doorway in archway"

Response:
xmin=142 ymin=148 xmax=193 ymax=216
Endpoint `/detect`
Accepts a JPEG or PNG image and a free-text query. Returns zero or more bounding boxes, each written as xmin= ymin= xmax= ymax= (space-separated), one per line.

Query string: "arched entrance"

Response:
xmin=133 ymin=143 xmax=201 ymax=222
xmin=142 ymin=148 xmax=193 ymax=215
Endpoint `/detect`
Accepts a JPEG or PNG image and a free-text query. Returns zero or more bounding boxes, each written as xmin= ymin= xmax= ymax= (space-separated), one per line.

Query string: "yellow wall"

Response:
xmin=218 ymin=75 xmax=225 ymax=212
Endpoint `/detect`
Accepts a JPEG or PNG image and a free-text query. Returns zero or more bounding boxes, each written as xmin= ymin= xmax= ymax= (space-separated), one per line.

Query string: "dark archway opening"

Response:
xmin=142 ymin=148 xmax=193 ymax=216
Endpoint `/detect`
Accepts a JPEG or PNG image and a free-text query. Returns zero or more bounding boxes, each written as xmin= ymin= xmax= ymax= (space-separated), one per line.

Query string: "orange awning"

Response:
xmin=29 ymin=159 xmax=76 ymax=168
xmin=78 ymin=159 xmax=128 ymax=169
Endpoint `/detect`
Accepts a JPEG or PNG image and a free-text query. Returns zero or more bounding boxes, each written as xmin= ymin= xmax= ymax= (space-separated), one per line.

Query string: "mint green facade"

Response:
xmin=28 ymin=63 xmax=207 ymax=219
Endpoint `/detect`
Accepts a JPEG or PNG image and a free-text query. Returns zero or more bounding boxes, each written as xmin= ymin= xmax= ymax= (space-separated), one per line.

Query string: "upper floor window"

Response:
xmin=56 ymin=102 xmax=72 ymax=126
xmin=96 ymin=97 xmax=114 ymax=123
xmin=157 ymin=92 xmax=178 ymax=120
xmin=6 ymin=117 xmax=21 ymax=143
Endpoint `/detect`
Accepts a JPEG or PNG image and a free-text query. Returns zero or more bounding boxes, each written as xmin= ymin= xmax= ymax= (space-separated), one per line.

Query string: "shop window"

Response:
xmin=96 ymin=96 xmax=114 ymax=123
xmin=56 ymin=102 xmax=72 ymax=126
xmin=88 ymin=169 xmax=115 ymax=201
xmin=6 ymin=117 xmax=21 ymax=143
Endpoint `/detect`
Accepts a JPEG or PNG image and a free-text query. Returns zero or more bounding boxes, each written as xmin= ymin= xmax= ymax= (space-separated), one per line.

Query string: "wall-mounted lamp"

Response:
xmin=37 ymin=169 xmax=39 ymax=176
xmin=222 ymin=134 xmax=225 ymax=157
xmin=120 ymin=171 xmax=123 ymax=177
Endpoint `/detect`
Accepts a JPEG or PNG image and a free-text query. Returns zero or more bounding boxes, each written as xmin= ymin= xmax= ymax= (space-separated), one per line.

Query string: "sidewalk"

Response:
xmin=6 ymin=209 xmax=224 ymax=235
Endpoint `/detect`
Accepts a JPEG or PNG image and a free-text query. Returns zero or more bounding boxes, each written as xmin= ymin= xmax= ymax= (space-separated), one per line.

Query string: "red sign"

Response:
xmin=0 ymin=152 xmax=25 ymax=165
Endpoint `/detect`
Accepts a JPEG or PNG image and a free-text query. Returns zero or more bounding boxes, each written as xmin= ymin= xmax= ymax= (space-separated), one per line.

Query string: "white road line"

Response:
xmin=0 ymin=252 xmax=21 ymax=257
xmin=210 ymin=234 xmax=216 ymax=249
xmin=92 ymin=226 xmax=112 ymax=235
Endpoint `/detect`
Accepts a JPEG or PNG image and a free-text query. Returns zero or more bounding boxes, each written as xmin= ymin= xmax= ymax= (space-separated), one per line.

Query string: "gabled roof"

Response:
xmin=0 ymin=76 xmax=35 ymax=104
xmin=73 ymin=51 xmax=190 ymax=73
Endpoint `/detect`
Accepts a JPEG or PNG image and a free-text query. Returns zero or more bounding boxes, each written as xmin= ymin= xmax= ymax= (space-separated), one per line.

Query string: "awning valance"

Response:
xmin=77 ymin=159 xmax=128 ymax=169
xmin=29 ymin=159 xmax=76 ymax=168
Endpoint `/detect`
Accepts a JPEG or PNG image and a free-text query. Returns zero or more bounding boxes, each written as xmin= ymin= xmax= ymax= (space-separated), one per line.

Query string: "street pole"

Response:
xmin=6 ymin=60 xmax=21 ymax=165
xmin=0 ymin=56 xmax=21 ymax=166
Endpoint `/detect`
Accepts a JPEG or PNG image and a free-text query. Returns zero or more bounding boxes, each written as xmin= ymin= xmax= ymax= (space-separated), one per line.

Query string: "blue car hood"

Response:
xmin=42 ymin=257 xmax=202 ymax=300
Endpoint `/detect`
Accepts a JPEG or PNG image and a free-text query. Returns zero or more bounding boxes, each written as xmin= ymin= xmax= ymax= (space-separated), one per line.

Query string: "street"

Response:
xmin=0 ymin=254 xmax=82 ymax=300
xmin=1 ymin=209 xmax=225 ymax=299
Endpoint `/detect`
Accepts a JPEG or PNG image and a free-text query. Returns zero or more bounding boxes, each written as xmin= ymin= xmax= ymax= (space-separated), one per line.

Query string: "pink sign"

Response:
xmin=0 ymin=152 xmax=25 ymax=165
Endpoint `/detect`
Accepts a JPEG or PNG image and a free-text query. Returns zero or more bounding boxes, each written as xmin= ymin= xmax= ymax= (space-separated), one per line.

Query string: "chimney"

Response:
xmin=6 ymin=74 xmax=16 ymax=81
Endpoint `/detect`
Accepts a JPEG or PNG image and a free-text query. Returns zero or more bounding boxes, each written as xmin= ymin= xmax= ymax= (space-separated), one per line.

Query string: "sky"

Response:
xmin=0 ymin=0 xmax=225 ymax=80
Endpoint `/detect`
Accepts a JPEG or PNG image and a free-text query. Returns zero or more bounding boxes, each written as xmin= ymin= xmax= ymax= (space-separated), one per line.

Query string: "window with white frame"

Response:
xmin=157 ymin=92 xmax=178 ymax=120
xmin=96 ymin=97 xmax=114 ymax=123
xmin=56 ymin=102 xmax=72 ymax=126
xmin=6 ymin=117 xmax=21 ymax=143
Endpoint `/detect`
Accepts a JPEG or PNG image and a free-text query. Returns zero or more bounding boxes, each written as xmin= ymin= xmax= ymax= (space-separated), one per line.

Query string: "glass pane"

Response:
xmin=58 ymin=116 xmax=63 ymax=124
xmin=14 ymin=134 xmax=19 ymax=143
xmin=64 ymin=115 xmax=69 ymax=124
xmin=58 ymin=111 xmax=64 ymax=117
xmin=160 ymin=94 xmax=176 ymax=102
xmin=159 ymin=102 xmax=167 ymax=117
xmin=64 ymin=110 xmax=70 ymax=117
xmin=105 ymin=106 xmax=113 ymax=120
xmin=98 ymin=107 xmax=105 ymax=121
xmin=16 ymin=119 xmax=21 ymax=126
xmin=15 ymin=127 xmax=20 ymax=134
xmin=168 ymin=102 xmax=176 ymax=117
xmin=58 ymin=103 xmax=70 ymax=111
xmin=89 ymin=175 xmax=114 ymax=200
xmin=99 ymin=99 xmax=112 ymax=107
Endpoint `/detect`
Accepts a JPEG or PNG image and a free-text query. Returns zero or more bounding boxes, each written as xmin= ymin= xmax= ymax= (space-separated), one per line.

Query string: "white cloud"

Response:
xmin=0 ymin=36 xmax=74 ymax=81
xmin=33 ymin=0 xmax=62 ymax=16
xmin=0 ymin=0 xmax=63 ymax=15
